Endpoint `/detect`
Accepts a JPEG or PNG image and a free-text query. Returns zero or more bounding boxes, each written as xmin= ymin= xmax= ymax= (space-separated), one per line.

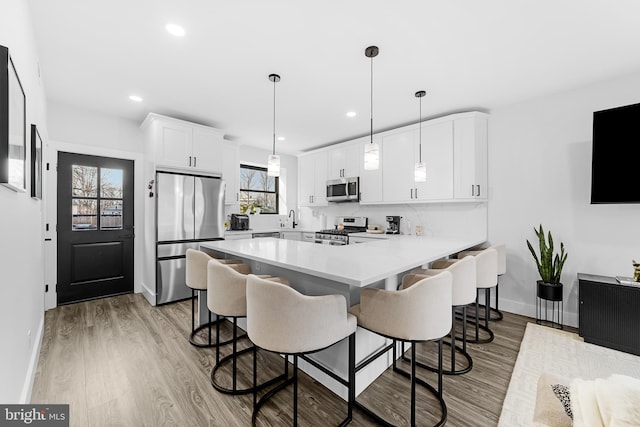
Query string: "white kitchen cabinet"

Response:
xmin=280 ymin=231 xmax=301 ymax=241
xmin=301 ymin=232 xmax=316 ymax=243
xmin=222 ymin=142 xmax=239 ymax=206
xmin=192 ymin=128 xmax=224 ymax=172
xmin=327 ymin=143 xmax=360 ymax=179
xmin=382 ymin=121 xmax=453 ymax=203
xmin=224 ymin=233 xmax=252 ymax=240
xmin=382 ymin=128 xmax=416 ymax=203
xmin=298 ymin=151 xmax=328 ymax=206
xmin=143 ymin=113 xmax=225 ymax=174
xmin=453 ymin=115 xmax=488 ymax=200
xmin=415 ymin=121 xmax=454 ymax=200
xmin=358 ymin=135 xmax=383 ymax=204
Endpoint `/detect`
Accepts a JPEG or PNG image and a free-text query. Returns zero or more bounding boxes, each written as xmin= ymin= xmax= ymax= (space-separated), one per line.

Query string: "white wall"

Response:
xmin=489 ymin=71 xmax=640 ymax=327
xmin=226 ymin=144 xmax=298 ymax=228
xmin=47 ymin=101 xmax=144 ymax=153
xmin=0 ymin=0 xmax=49 ymax=403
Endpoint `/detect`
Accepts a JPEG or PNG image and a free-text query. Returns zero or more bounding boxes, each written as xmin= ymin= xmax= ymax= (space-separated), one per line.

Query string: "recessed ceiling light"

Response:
xmin=166 ymin=23 xmax=185 ymax=37
xmin=129 ymin=95 xmax=143 ymax=102
xmin=277 ymin=136 xmax=285 ymax=141
xmin=346 ymin=111 xmax=357 ymax=118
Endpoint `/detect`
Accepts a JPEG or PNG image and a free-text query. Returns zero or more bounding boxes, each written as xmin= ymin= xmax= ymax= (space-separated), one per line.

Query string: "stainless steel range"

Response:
xmin=315 ymin=216 xmax=367 ymax=245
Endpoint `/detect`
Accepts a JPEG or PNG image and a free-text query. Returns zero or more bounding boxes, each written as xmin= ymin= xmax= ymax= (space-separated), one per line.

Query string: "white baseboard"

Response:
xmin=140 ymin=281 xmax=156 ymax=306
xmin=20 ymin=315 xmax=44 ymax=404
xmin=499 ymin=297 xmax=578 ymax=328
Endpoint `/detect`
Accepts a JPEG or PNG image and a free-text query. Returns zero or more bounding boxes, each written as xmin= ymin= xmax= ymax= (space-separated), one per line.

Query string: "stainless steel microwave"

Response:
xmin=326 ymin=177 xmax=359 ymax=202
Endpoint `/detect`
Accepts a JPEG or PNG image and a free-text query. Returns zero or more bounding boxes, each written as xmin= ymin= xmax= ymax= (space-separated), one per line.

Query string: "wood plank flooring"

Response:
xmin=31 ymin=294 xmax=541 ymax=426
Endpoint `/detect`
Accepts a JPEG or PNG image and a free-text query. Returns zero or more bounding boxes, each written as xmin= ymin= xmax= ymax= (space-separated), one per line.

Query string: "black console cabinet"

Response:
xmin=578 ymin=273 xmax=640 ymax=356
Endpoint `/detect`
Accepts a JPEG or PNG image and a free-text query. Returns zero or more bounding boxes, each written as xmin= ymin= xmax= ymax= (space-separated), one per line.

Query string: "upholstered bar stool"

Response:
xmin=451 ymin=247 xmax=498 ymax=344
xmin=185 ymin=248 xmax=243 ymax=348
xmin=406 ymin=255 xmax=477 ymax=375
xmin=349 ymin=271 xmax=452 ymax=427
xmin=458 ymin=244 xmax=506 ymax=321
xmin=207 ymin=259 xmax=289 ymax=395
xmin=246 ymin=274 xmax=357 ymax=427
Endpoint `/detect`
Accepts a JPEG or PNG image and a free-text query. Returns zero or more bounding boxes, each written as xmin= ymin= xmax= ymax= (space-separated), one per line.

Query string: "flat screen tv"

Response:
xmin=591 ymin=102 xmax=640 ymax=204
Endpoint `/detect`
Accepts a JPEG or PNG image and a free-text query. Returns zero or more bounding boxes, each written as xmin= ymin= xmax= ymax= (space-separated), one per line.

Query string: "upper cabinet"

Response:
xmin=327 ymin=143 xmax=360 ymax=179
xmin=417 ymin=120 xmax=454 ymax=200
xmin=381 ymin=120 xmax=453 ymax=203
xmin=296 ymin=111 xmax=488 ymax=208
xmin=453 ymin=115 xmax=488 ymax=200
xmin=298 ymin=151 xmax=328 ymax=207
xmin=222 ymin=142 xmax=239 ymax=206
xmin=358 ymin=135 xmax=383 ymax=203
xmin=142 ymin=113 xmax=225 ymax=174
xmin=381 ymin=128 xmax=417 ymax=203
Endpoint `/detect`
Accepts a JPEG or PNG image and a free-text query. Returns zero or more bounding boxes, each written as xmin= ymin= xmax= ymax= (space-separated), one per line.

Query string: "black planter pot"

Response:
xmin=537 ymin=280 xmax=563 ymax=301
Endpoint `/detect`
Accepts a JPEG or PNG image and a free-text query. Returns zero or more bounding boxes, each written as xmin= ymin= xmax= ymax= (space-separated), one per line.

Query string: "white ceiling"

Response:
xmin=27 ymin=0 xmax=640 ymax=155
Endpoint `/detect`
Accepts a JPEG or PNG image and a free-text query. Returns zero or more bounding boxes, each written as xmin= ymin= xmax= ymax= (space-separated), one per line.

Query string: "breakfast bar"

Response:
xmin=199 ymin=235 xmax=483 ymax=397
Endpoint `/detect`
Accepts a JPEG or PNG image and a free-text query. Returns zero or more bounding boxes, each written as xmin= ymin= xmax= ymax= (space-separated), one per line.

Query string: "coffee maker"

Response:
xmin=385 ymin=216 xmax=401 ymax=234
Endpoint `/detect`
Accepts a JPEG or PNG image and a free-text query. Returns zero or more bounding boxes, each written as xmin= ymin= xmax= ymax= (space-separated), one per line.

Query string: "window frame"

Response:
xmin=239 ymin=163 xmax=279 ymax=214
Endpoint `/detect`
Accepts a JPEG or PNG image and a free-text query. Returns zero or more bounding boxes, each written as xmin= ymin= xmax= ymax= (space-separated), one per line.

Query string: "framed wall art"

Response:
xmin=31 ymin=124 xmax=42 ymax=199
xmin=1 ymin=44 xmax=27 ymax=192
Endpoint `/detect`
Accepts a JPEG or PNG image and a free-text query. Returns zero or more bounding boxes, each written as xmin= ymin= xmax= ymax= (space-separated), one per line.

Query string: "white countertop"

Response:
xmin=201 ymin=235 xmax=483 ymax=287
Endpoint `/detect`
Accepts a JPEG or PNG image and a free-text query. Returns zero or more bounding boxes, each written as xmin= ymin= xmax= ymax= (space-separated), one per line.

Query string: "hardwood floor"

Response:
xmin=31 ymin=294 xmax=537 ymax=426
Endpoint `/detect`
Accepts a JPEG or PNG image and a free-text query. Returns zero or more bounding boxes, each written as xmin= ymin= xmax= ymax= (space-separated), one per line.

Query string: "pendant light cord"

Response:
xmin=272 ymin=78 xmax=276 ymax=156
xmin=370 ymin=55 xmax=373 ymax=144
xmin=419 ymin=95 xmax=422 ymax=162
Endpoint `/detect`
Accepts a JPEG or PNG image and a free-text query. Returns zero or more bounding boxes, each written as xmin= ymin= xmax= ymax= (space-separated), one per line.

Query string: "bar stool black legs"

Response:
xmin=466 ymin=288 xmax=495 ymax=344
xmin=211 ymin=315 xmax=286 ymax=396
xmin=356 ymin=339 xmax=447 ymax=427
xmin=250 ymin=334 xmax=356 ymax=427
xmin=188 ymin=289 xmax=214 ymax=348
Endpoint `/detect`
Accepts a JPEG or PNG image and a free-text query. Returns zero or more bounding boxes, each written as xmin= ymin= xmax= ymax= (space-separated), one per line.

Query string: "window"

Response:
xmin=239 ymin=164 xmax=278 ymax=214
xmin=71 ymin=165 xmax=124 ymax=230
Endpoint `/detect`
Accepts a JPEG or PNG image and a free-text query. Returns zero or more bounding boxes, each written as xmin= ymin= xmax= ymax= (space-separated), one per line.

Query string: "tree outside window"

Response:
xmin=239 ymin=164 xmax=278 ymax=214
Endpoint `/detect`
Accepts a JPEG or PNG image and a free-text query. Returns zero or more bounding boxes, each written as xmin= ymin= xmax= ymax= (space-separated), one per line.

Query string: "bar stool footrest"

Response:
xmin=401 ymin=341 xmax=473 ymax=376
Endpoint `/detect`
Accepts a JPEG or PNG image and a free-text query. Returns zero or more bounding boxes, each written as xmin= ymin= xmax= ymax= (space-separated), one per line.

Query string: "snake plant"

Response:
xmin=526 ymin=225 xmax=568 ymax=285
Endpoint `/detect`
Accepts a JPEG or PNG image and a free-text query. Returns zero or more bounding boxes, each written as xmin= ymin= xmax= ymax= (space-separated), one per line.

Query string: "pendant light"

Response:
xmin=363 ymin=46 xmax=380 ymax=170
xmin=414 ymin=90 xmax=427 ymax=182
xmin=267 ymin=73 xmax=281 ymax=177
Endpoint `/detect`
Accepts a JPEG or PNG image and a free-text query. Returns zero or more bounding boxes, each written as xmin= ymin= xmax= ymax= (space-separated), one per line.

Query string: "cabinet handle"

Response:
xmin=415 ymin=188 xmax=418 ymax=199
xmin=236 ymin=193 xmax=239 ymax=201
xmin=476 ymin=185 xmax=480 ymax=197
xmin=471 ymin=184 xmax=475 ymax=196
xmin=194 ymin=156 xmax=197 ymax=167
xmin=189 ymin=156 xmax=192 ymax=167
xmin=410 ymin=188 xmax=414 ymax=199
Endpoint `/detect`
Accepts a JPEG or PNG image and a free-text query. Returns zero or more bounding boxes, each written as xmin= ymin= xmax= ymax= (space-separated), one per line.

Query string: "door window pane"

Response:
xmin=72 ymin=199 xmax=97 ymax=230
xmin=101 ymin=168 xmax=123 ymax=198
xmin=72 ymin=165 xmax=98 ymax=197
xmin=100 ymin=200 xmax=123 ymax=230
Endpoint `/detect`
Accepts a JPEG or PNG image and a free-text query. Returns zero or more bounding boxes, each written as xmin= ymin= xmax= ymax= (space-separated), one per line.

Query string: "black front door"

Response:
xmin=57 ymin=152 xmax=134 ymax=305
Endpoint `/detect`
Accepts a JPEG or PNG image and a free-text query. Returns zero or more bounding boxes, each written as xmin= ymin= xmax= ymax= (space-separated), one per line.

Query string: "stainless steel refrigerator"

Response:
xmin=156 ymin=171 xmax=225 ymax=304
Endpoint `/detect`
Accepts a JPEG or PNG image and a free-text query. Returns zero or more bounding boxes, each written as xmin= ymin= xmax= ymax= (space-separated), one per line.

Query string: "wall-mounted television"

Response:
xmin=591 ymin=102 xmax=640 ymax=204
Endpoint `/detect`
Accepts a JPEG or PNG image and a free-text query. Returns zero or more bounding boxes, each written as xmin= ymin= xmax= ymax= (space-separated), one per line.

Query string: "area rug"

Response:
xmin=498 ymin=323 xmax=640 ymax=426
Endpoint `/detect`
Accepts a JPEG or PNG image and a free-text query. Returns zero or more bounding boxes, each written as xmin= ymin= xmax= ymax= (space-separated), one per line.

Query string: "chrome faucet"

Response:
xmin=288 ymin=209 xmax=297 ymax=229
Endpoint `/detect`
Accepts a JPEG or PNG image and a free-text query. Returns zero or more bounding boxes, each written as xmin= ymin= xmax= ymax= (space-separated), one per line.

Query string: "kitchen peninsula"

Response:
xmin=199 ymin=235 xmax=483 ymax=397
